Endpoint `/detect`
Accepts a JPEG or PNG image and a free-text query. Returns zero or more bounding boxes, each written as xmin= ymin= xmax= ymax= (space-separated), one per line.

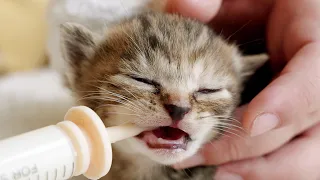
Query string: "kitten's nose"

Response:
xmin=164 ymin=104 xmax=190 ymax=121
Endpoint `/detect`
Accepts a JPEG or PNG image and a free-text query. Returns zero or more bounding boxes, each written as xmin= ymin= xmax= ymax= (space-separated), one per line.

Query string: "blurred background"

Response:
xmin=0 ymin=0 xmax=74 ymax=139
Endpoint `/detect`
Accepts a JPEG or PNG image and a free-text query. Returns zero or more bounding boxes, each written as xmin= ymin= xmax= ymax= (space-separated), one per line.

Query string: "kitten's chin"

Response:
xmin=132 ymin=139 xmax=199 ymax=165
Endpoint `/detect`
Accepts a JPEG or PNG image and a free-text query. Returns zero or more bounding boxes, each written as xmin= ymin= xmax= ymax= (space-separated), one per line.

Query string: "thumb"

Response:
xmin=166 ymin=0 xmax=222 ymax=23
xmin=243 ymin=42 xmax=320 ymax=137
xmin=214 ymin=122 xmax=320 ymax=180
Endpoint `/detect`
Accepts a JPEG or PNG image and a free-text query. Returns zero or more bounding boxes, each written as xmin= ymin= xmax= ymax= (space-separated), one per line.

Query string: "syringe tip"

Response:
xmin=106 ymin=123 xmax=150 ymax=143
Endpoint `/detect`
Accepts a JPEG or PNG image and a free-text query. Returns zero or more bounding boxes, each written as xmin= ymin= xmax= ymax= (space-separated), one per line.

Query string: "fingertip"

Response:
xmin=241 ymin=74 xmax=297 ymax=136
xmin=166 ymin=0 xmax=222 ymax=23
xmin=250 ymin=113 xmax=280 ymax=137
xmin=242 ymin=90 xmax=280 ymax=137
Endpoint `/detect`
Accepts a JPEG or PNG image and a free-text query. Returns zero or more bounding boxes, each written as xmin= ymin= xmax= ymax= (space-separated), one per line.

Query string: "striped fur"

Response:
xmin=60 ymin=11 xmax=267 ymax=180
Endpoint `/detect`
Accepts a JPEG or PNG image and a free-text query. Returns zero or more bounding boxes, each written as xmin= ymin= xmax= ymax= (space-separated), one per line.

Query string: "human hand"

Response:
xmin=167 ymin=0 xmax=320 ymax=179
xmin=212 ymin=121 xmax=320 ymax=180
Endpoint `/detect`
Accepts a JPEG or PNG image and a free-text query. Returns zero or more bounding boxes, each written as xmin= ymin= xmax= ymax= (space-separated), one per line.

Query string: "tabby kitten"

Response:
xmin=59 ymin=10 xmax=266 ymax=180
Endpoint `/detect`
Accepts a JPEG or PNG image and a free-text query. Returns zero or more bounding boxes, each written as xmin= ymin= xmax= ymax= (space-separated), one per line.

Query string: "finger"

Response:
xmin=213 ymin=0 xmax=273 ymax=22
xmin=267 ymin=0 xmax=320 ymax=69
xmin=173 ymin=124 xmax=295 ymax=168
xmin=166 ymin=0 xmax=222 ymax=23
xmin=242 ymin=42 xmax=320 ymax=138
xmin=207 ymin=0 xmax=273 ymax=44
xmin=214 ymin=122 xmax=320 ymax=180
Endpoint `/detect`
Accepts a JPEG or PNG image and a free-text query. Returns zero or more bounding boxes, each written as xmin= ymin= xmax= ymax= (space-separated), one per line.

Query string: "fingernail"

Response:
xmin=251 ymin=113 xmax=279 ymax=137
xmin=215 ymin=170 xmax=243 ymax=180
xmin=173 ymin=154 xmax=205 ymax=169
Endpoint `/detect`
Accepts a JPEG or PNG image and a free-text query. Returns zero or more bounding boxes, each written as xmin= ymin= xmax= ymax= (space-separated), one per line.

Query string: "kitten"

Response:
xmin=48 ymin=1 xmax=267 ymax=179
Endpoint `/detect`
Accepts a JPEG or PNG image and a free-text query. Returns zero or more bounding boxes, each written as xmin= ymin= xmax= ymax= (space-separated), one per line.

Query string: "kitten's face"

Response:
xmin=60 ymin=12 xmax=266 ymax=165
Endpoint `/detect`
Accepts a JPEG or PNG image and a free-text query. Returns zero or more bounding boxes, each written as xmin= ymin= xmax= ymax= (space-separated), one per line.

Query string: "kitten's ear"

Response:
xmin=241 ymin=54 xmax=269 ymax=77
xmin=60 ymin=23 xmax=99 ymax=66
xmin=239 ymin=54 xmax=269 ymax=81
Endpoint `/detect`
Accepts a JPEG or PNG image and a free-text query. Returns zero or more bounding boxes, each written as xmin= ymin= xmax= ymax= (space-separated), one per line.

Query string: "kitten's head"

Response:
xmin=60 ymin=12 xmax=266 ymax=165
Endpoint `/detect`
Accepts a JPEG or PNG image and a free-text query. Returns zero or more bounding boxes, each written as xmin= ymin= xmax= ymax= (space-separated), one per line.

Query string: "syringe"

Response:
xmin=0 ymin=106 xmax=148 ymax=180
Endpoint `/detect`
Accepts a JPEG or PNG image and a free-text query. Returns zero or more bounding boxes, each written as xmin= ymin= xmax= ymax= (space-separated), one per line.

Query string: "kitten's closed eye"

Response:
xmin=130 ymin=74 xmax=222 ymax=95
xmin=197 ymin=88 xmax=222 ymax=94
xmin=130 ymin=76 xmax=159 ymax=86
xmin=129 ymin=75 xmax=160 ymax=94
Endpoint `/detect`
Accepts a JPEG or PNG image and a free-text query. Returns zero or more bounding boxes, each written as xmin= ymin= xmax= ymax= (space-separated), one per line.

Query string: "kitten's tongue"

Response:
xmin=137 ymin=127 xmax=189 ymax=150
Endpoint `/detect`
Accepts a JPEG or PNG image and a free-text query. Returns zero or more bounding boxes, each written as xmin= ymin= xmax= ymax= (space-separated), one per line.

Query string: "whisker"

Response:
xmin=96 ymin=86 xmax=146 ymax=110
xmin=95 ymin=104 xmax=137 ymax=113
xmin=104 ymin=111 xmax=142 ymax=117
xmin=212 ymin=130 xmax=234 ymax=140
xmin=202 ymin=118 xmax=241 ymax=124
xmin=183 ymin=169 xmax=192 ymax=179
xmin=200 ymin=114 xmax=237 ymax=119
xmin=226 ymin=20 xmax=252 ymax=41
xmin=199 ymin=121 xmax=243 ymax=129
xmin=215 ymin=122 xmax=244 ymax=130
xmin=94 ymin=82 xmax=151 ymax=111
xmin=200 ymin=115 xmax=242 ymax=124
xmin=238 ymin=38 xmax=264 ymax=47
xmin=76 ymin=95 xmax=102 ymax=103
xmin=110 ymin=119 xmax=136 ymax=127
xmin=118 ymin=0 xmax=129 ymax=16
xmin=85 ymin=79 xmax=164 ymax=117
xmin=197 ymin=120 xmax=245 ymax=132
xmin=96 ymin=80 xmax=150 ymax=109
xmin=213 ymin=127 xmax=244 ymax=140
xmin=215 ymin=125 xmax=245 ymax=134
xmin=122 ymin=30 xmax=144 ymax=55
xmin=208 ymin=141 xmax=219 ymax=151
xmin=93 ymin=80 xmax=133 ymax=97
xmin=79 ymin=95 xmax=142 ymax=112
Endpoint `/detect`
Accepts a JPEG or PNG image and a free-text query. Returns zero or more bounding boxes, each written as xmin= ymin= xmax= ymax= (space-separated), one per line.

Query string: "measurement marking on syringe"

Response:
xmin=71 ymin=162 xmax=74 ymax=176
xmin=63 ymin=165 xmax=66 ymax=178
xmin=70 ymin=162 xmax=75 ymax=177
xmin=54 ymin=168 xmax=57 ymax=180
xmin=46 ymin=171 xmax=48 ymax=180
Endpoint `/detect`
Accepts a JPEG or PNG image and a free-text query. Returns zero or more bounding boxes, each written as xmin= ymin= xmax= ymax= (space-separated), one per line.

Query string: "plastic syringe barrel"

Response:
xmin=0 ymin=119 xmax=112 ymax=180
xmin=0 ymin=106 xmax=115 ymax=180
xmin=0 ymin=106 xmax=147 ymax=180
xmin=0 ymin=126 xmax=76 ymax=180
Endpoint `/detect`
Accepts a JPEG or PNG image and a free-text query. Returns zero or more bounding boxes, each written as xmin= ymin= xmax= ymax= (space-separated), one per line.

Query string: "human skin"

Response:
xmin=167 ymin=0 xmax=320 ymax=179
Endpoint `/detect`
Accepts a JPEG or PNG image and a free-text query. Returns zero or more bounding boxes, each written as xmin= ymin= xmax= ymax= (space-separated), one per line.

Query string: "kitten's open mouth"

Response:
xmin=137 ymin=127 xmax=189 ymax=150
